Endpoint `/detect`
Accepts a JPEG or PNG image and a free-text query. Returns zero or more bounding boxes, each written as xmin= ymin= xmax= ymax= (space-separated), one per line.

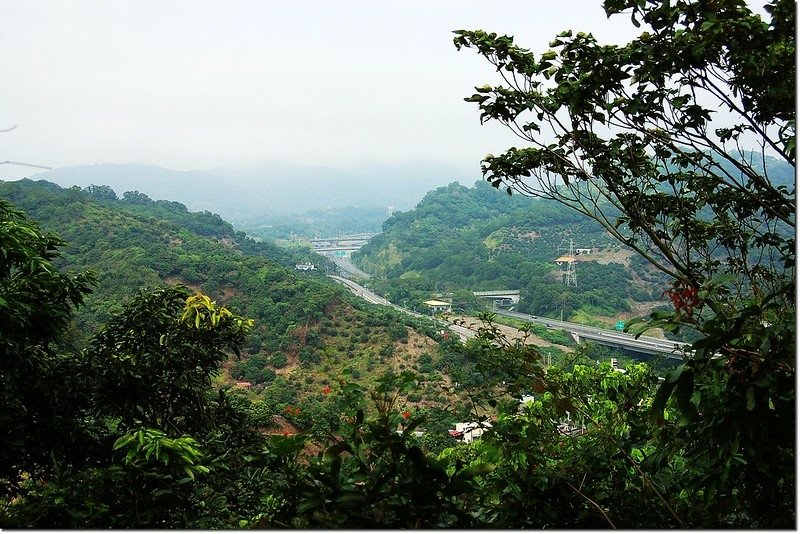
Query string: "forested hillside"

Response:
xmin=0 ymin=180 xmax=320 ymax=347
xmin=0 ymin=180 xmax=452 ymax=393
xmin=355 ymin=180 xmax=665 ymax=321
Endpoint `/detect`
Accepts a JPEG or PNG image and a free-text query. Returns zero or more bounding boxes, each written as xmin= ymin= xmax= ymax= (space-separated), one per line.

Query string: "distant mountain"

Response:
xmin=29 ymin=161 xmax=474 ymax=223
xmin=29 ymin=162 xmax=225 ymax=213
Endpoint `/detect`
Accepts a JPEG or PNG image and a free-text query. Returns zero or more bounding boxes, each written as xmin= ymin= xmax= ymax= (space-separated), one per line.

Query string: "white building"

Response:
xmin=423 ymin=299 xmax=452 ymax=314
xmin=451 ymin=421 xmax=492 ymax=444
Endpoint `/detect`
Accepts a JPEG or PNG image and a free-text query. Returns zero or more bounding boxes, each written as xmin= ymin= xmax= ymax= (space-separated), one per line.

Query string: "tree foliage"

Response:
xmin=0 ymin=200 xmax=95 ymax=499
xmin=0 ymin=204 xmax=269 ymax=527
xmin=455 ymin=0 xmax=794 ymax=526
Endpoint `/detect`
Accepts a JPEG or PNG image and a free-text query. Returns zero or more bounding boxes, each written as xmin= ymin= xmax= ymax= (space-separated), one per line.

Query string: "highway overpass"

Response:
xmin=472 ymin=290 xmax=521 ymax=307
xmin=496 ymin=310 xmax=687 ymax=359
xmin=311 ymin=233 xmax=379 ymax=254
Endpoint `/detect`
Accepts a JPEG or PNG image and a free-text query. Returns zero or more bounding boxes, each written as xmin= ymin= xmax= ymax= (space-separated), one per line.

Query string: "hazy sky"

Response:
xmin=1 ymin=1 xmax=639 ymax=180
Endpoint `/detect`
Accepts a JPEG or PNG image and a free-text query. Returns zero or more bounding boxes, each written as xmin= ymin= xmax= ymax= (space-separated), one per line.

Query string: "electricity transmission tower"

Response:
xmin=556 ymin=238 xmax=578 ymax=287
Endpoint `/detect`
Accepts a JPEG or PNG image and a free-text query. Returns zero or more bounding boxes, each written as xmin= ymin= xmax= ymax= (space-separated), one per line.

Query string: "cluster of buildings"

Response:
xmin=295 ymin=262 xmax=316 ymax=271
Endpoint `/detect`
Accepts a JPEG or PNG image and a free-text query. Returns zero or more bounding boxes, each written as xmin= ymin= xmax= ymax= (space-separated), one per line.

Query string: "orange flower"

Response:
xmin=322 ymin=386 xmax=332 ymax=395
xmin=401 ymin=410 xmax=411 ymax=420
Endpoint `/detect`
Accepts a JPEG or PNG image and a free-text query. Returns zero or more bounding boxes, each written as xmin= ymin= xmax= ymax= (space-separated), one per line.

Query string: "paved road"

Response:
xmin=328 ymin=276 xmax=684 ymax=357
xmin=328 ymin=275 xmax=476 ymax=342
xmin=496 ymin=310 xmax=687 ymax=359
xmin=331 ymin=254 xmax=371 ymax=280
xmin=329 ymin=275 xmax=388 ymax=305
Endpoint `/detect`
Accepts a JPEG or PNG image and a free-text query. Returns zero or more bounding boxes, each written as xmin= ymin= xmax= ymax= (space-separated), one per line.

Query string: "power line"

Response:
xmin=0 ymin=161 xmax=52 ymax=170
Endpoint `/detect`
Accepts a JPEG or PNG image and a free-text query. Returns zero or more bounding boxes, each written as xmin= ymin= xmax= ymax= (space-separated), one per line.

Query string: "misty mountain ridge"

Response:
xmin=28 ymin=161 xmax=475 ymax=223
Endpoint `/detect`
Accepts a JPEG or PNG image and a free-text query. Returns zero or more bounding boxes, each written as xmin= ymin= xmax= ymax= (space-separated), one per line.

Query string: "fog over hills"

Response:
xmin=31 ymin=161 xmax=475 ymax=223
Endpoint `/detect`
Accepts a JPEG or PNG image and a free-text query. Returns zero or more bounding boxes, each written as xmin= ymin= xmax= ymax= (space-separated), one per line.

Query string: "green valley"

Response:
xmin=0 ymin=0 xmax=793 ymax=528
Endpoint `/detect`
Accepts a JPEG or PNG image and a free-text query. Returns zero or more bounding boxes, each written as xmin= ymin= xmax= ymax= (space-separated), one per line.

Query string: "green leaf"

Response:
xmin=745 ymin=386 xmax=755 ymax=411
xmin=651 ymin=380 xmax=678 ymax=424
xmin=113 ymin=434 xmax=135 ymax=450
xmin=335 ymin=490 xmax=365 ymax=505
xmin=297 ymin=497 xmax=323 ymax=514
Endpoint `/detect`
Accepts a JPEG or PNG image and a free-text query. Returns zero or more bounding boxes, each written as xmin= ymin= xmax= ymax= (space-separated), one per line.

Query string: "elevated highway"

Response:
xmin=496 ymin=310 xmax=687 ymax=359
xmin=311 ymin=233 xmax=379 ymax=254
xmin=473 ymin=289 xmax=521 ymax=307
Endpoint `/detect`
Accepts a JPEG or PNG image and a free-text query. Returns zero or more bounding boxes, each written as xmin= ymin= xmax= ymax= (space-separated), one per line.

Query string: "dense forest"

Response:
xmin=1 ymin=0 xmax=794 ymax=528
xmin=1 ymin=180 xmax=633 ymax=528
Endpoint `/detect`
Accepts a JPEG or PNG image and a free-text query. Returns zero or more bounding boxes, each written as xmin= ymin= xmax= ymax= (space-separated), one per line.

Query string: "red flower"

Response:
xmin=322 ymin=386 xmax=332 ymax=395
xmin=284 ymin=405 xmax=293 ymax=413
xmin=281 ymin=430 xmax=289 ymax=437
xmin=401 ymin=410 xmax=411 ymax=420
xmin=663 ymin=282 xmax=700 ymax=315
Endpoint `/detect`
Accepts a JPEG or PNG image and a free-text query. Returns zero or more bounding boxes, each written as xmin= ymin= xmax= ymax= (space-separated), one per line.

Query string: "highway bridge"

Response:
xmin=472 ymin=289 xmax=521 ymax=307
xmin=311 ymin=233 xmax=379 ymax=254
xmin=496 ymin=310 xmax=687 ymax=359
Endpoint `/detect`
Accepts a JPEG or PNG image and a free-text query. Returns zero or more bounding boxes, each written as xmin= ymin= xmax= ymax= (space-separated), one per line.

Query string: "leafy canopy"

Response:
xmin=455 ymin=0 xmax=794 ymax=527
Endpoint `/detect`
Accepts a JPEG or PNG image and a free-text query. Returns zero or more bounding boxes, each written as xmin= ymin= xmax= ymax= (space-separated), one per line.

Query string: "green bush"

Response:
xmin=299 ymin=348 xmax=321 ymax=366
xmin=270 ymin=353 xmax=288 ymax=369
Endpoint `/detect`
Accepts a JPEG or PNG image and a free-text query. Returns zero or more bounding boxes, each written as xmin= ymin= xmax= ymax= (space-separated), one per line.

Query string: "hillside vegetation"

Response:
xmin=2 ymin=0 xmax=793 ymax=527
xmin=0 ymin=180 xmax=471 ymax=404
xmin=355 ymin=180 xmax=665 ymax=322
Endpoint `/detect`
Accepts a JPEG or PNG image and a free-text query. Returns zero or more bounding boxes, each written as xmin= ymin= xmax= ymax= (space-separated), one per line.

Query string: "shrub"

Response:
xmin=270 ymin=353 xmax=288 ymax=369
